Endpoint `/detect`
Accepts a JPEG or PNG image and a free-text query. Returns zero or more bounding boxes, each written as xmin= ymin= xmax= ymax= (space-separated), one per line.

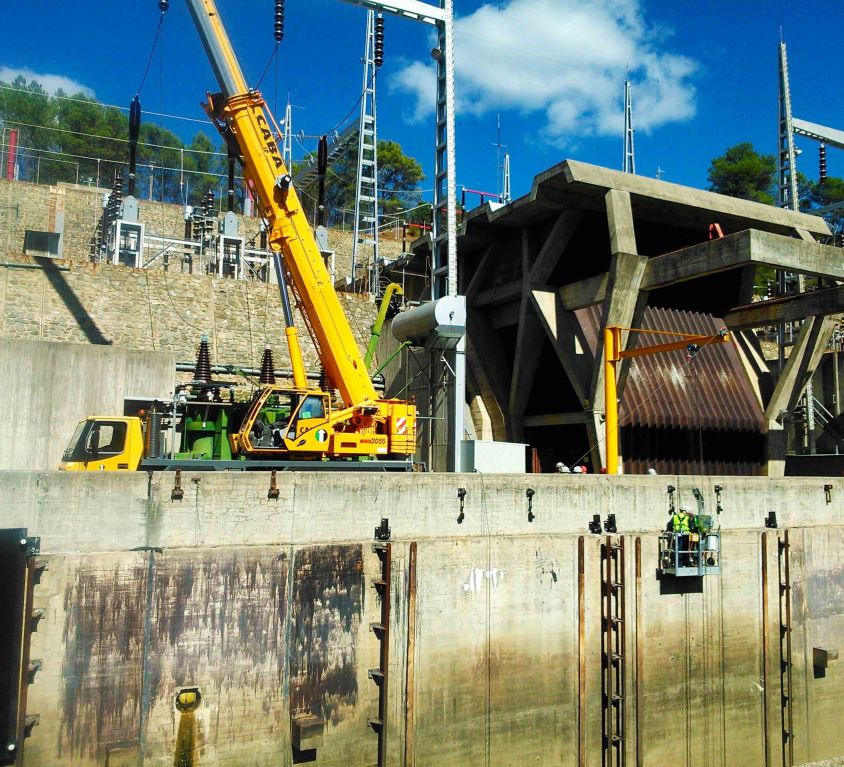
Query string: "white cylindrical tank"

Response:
xmin=391 ymin=296 xmax=466 ymax=349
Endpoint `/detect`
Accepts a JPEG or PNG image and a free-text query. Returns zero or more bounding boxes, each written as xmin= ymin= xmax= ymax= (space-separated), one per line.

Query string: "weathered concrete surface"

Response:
xmin=2 ymin=472 xmax=843 ymax=766
xmin=0 ymin=339 xmax=174 ymax=471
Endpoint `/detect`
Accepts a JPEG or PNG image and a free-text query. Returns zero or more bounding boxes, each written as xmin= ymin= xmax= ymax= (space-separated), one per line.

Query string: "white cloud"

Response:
xmin=0 ymin=66 xmax=95 ymax=97
xmin=389 ymin=0 xmax=696 ymax=145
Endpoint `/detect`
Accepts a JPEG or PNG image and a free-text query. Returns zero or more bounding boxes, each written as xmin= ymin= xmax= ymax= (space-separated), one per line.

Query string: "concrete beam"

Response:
xmin=464 ymin=243 xmax=496 ymax=301
xmin=529 ymin=209 xmax=583 ymax=284
xmin=508 ymin=211 xmax=585 ymax=439
xmin=523 ymin=412 xmax=587 ymax=428
xmin=765 ymin=315 xmax=837 ymax=421
xmin=530 ymin=288 xmax=593 ymax=404
xmin=473 ymin=280 xmax=522 ymax=308
xmin=558 ymin=273 xmax=608 ymax=311
xmin=553 ymin=230 xmax=844 ymax=313
xmin=466 ymin=311 xmax=512 ymax=441
xmin=645 ymin=230 xmax=844 ymax=290
xmin=587 ymin=190 xmax=648 ymax=471
xmin=509 ymin=231 xmax=543 ymax=440
xmin=725 ymin=286 xmax=844 ymax=330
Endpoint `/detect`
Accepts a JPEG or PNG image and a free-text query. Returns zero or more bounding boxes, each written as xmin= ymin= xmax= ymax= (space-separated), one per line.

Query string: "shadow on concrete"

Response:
xmin=657 ymin=571 xmax=704 ymax=595
xmin=292 ymin=746 xmax=317 ymax=764
xmin=34 ymin=257 xmax=111 ymax=345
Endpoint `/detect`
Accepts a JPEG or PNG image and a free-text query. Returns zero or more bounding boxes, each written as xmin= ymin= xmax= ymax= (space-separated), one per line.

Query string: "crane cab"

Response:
xmin=60 ymin=417 xmax=144 ymax=472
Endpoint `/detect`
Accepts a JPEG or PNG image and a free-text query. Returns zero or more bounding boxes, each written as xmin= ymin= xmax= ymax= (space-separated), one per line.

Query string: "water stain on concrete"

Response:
xmin=289 ymin=545 xmax=364 ymax=727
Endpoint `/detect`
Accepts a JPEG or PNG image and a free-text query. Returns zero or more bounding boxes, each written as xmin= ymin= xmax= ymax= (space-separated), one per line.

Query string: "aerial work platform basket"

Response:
xmin=659 ymin=530 xmax=721 ymax=577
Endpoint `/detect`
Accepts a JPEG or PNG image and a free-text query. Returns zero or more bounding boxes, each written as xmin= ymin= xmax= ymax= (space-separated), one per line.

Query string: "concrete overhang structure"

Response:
xmin=409 ymin=159 xmax=840 ymax=476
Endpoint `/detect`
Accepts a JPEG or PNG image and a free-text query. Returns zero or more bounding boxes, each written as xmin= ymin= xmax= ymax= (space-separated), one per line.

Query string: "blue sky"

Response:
xmin=2 ymin=0 xmax=844 ymax=203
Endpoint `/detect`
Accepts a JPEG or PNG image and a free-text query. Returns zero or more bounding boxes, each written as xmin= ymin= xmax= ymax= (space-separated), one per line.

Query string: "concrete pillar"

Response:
xmin=764 ymin=314 xmax=836 ymax=475
xmin=589 ymin=190 xmax=647 ymax=471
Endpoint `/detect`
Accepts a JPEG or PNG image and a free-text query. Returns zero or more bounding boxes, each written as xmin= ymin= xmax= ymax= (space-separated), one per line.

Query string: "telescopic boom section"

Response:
xmin=185 ymin=0 xmax=379 ymax=406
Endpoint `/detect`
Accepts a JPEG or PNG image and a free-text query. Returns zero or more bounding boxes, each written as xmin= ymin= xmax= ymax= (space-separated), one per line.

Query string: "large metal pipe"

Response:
xmin=174 ymin=362 xmax=384 ymax=389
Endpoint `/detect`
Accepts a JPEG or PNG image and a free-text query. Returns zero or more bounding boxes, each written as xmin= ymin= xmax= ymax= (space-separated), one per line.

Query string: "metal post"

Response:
xmin=604 ymin=327 xmax=619 ymax=475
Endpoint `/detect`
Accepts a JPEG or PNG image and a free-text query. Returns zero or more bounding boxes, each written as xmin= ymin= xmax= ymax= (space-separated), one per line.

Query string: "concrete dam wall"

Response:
xmin=2 ymin=471 xmax=842 ymax=766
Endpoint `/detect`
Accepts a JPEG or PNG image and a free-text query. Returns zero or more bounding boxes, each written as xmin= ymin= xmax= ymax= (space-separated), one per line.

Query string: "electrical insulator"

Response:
xmin=274 ymin=0 xmax=285 ymax=43
xmin=158 ymin=0 xmax=169 ymax=12
xmin=374 ymin=15 xmax=384 ymax=68
xmin=819 ymin=144 xmax=827 ymax=183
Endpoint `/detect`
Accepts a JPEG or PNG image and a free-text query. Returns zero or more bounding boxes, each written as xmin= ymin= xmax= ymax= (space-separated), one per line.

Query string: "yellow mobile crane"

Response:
xmin=61 ymin=0 xmax=416 ymax=472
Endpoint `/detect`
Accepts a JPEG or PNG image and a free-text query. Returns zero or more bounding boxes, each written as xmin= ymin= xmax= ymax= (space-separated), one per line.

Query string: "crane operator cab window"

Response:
xmin=251 ymin=393 xmax=296 ymax=449
xmin=62 ymin=420 xmax=128 ymax=463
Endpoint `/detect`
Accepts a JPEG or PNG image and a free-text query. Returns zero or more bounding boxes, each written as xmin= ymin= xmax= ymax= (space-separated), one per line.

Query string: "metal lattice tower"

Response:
xmin=432 ymin=0 xmax=456 ymax=299
xmin=502 ymin=153 xmax=511 ymax=204
xmin=622 ymin=79 xmax=635 ymax=174
xmin=777 ymin=41 xmax=799 ymax=210
xmin=351 ymin=11 xmax=381 ymax=294
xmin=777 ymin=39 xmax=815 ymax=449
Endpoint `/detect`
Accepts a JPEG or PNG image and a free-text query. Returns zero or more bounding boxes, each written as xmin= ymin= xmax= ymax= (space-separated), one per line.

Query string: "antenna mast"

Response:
xmin=623 ymin=79 xmax=635 ymax=174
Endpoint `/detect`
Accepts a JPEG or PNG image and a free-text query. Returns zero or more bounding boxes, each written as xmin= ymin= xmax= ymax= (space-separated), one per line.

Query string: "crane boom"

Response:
xmin=185 ymin=0 xmax=379 ymax=407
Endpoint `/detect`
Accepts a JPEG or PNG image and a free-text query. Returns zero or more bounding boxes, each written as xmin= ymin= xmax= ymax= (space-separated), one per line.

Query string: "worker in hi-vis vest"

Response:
xmin=671 ymin=504 xmax=694 ymax=565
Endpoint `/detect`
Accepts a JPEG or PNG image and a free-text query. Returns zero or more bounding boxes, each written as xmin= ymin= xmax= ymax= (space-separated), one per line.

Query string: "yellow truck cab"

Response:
xmin=60 ymin=416 xmax=144 ymax=472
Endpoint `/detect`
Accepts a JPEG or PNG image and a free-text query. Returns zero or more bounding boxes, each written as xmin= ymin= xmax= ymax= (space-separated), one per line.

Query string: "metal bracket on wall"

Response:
xmin=171 ymin=470 xmax=184 ymax=501
xmin=765 ymin=511 xmax=778 ymax=529
xmin=268 ymin=470 xmax=280 ymax=500
xmin=457 ymin=487 xmax=466 ymax=524
xmin=589 ymin=514 xmax=603 ymax=534
xmin=374 ymin=518 xmax=391 ymax=541
xmin=824 ymin=484 xmax=833 ymax=505
xmin=526 ymin=489 xmax=535 ymax=523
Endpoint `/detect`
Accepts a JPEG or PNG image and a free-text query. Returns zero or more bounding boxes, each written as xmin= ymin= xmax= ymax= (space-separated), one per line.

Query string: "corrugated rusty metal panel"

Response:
xmin=580 ymin=306 xmax=764 ymax=432
xmin=576 ymin=306 xmax=765 ymax=474
xmin=621 ymin=307 xmax=764 ymax=432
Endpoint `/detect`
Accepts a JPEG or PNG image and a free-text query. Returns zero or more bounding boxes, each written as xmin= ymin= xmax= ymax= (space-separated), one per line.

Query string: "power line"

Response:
xmin=7 ymin=142 xmax=238 ymax=181
xmin=0 ymin=82 xmax=208 ymax=125
xmin=3 ymin=119 xmax=227 ymax=156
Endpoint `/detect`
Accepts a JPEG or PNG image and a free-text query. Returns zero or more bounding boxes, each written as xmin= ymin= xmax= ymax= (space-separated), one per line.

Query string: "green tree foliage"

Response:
xmin=803 ymin=175 xmax=844 ymax=234
xmin=0 ymin=76 xmax=56 ymax=179
xmin=707 ymin=142 xmax=777 ymax=204
xmin=53 ymin=90 xmax=127 ymax=186
xmin=320 ymin=139 xmax=425 ymax=222
xmin=0 ymin=78 xmax=227 ymax=203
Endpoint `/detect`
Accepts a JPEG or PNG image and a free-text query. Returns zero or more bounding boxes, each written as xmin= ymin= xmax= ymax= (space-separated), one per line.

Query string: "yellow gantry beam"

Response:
xmin=603 ymin=325 xmax=731 ymax=475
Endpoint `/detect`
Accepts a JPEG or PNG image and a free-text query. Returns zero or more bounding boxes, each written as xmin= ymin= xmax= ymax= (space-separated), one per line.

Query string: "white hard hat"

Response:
xmin=679 ymin=504 xmax=690 ymax=512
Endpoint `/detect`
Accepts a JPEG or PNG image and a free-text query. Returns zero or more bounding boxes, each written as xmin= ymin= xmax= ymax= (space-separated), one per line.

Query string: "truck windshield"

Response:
xmin=61 ymin=420 xmax=128 ymax=462
xmin=63 ymin=420 xmax=92 ymax=462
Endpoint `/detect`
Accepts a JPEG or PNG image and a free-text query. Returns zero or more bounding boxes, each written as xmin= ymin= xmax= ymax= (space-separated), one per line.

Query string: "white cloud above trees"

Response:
xmin=0 ymin=66 xmax=95 ymax=97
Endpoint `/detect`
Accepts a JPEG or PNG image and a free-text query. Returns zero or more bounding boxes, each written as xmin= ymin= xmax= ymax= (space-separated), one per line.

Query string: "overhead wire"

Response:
xmin=0 ymin=83 xmax=208 ymax=125
xmin=255 ymin=44 xmax=280 ymax=91
xmin=136 ymin=12 xmax=165 ymax=96
xmin=2 ymin=119 xmax=226 ymax=156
